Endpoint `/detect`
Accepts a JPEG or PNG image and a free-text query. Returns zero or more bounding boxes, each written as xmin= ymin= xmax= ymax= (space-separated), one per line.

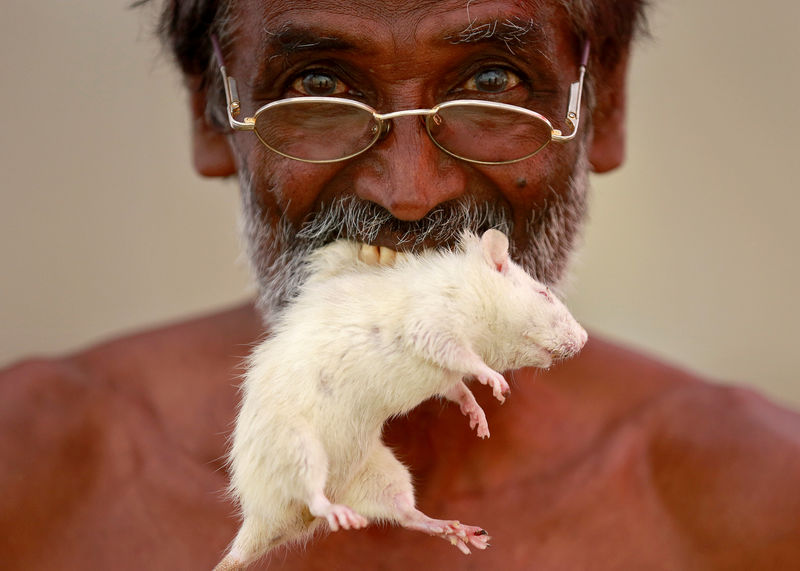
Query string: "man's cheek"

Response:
xmin=482 ymin=151 xmax=574 ymax=210
xmin=246 ymin=152 xmax=339 ymax=226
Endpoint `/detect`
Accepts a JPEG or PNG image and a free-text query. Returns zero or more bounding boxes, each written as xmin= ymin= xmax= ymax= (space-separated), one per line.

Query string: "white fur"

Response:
xmin=215 ymin=230 xmax=587 ymax=569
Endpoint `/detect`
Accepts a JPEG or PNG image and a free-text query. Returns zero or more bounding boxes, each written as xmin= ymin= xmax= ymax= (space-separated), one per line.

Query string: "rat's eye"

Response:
xmin=291 ymin=70 xmax=349 ymax=97
xmin=464 ymin=67 xmax=521 ymax=94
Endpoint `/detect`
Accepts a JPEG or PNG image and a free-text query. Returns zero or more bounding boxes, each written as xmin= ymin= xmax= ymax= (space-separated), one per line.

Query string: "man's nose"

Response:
xmin=349 ymin=116 xmax=468 ymax=221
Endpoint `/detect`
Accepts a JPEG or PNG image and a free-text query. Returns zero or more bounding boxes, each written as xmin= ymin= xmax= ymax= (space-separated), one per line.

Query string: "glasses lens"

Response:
xmin=427 ymin=103 xmax=553 ymax=163
xmin=253 ymin=99 xmax=379 ymax=162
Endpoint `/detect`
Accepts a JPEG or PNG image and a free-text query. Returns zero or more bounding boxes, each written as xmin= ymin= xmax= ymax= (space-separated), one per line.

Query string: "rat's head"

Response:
xmin=475 ymin=229 xmax=588 ymax=369
xmin=143 ymin=0 xmax=648 ymax=318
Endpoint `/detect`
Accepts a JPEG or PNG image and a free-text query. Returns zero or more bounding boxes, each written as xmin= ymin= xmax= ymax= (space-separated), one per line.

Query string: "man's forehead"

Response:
xmin=234 ymin=0 xmax=565 ymax=58
xmin=245 ymin=0 xmax=559 ymax=18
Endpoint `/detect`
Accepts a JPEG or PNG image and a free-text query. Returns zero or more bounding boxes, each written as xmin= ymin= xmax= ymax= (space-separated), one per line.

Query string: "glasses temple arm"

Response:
xmin=210 ymin=34 xmax=254 ymax=131
xmin=553 ymin=40 xmax=590 ymax=143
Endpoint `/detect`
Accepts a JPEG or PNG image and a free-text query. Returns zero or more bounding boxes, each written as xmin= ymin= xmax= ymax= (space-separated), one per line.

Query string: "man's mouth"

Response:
xmin=295 ymin=194 xmax=511 ymax=258
xmin=356 ymin=225 xmax=461 ymax=253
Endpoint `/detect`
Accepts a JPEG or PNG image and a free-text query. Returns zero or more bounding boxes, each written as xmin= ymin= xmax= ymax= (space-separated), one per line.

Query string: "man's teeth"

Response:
xmin=379 ymin=246 xmax=397 ymax=265
xmin=359 ymin=244 xmax=380 ymax=265
xmin=358 ymin=243 xmax=404 ymax=266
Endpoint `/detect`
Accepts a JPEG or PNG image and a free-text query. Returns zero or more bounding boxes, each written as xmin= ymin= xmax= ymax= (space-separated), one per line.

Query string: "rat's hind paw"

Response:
xmin=325 ymin=504 xmax=368 ymax=531
xmin=398 ymin=510 xmax=491 ymax=555
xmin=439 ymin=521 xmax=492 ymax=554
xmin=309 ymin=495 xmax=368 ymax=532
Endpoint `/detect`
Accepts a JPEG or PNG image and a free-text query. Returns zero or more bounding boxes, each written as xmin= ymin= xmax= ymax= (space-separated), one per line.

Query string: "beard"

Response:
xmin=237 ymin=145 xmax=589 ymax=322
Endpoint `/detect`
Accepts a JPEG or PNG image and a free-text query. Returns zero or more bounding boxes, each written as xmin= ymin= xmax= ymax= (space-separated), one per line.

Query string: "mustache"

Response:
xmin=295 ymin=194 xmax=514 ymax=250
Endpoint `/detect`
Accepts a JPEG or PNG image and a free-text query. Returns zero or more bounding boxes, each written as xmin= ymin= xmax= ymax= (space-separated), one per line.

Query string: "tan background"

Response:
xmin=1 ymin=1 xmax=798 ymax=407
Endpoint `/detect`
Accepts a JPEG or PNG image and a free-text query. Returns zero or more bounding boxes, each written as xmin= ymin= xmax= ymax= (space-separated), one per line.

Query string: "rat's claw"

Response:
xmin=469 ymin=529 xmax=491 ymax=550
xmin=453 ymin=537 xmax=472 ymax=555
xmin=437 ymin=521 xmax=489 ymax=554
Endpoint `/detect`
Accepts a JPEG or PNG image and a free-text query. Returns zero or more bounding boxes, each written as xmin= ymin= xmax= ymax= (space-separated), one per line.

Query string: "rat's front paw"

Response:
xmin=459 ymin=400 xmax=490 ymax=438
xmin=476 ymin=368 xmax=510 ymax=403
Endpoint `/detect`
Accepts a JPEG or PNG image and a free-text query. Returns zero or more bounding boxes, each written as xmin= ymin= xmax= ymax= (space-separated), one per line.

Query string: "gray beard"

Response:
xmin=237 ymin=148 xmax=589 ymax=322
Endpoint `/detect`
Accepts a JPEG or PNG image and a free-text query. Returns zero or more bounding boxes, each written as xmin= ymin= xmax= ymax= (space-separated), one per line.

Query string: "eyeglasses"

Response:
xmin=211 ymin=37 xmax=589 ymax=165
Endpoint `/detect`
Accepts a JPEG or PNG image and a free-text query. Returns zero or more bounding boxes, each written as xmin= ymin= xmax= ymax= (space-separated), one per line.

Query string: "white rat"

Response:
xmin=214 ymin=229 xmax=587 ymax=570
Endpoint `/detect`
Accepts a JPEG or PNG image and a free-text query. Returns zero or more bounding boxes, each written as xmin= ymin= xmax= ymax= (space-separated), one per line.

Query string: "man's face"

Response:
xmin=223 ymin=0 xmax=591 ymax=315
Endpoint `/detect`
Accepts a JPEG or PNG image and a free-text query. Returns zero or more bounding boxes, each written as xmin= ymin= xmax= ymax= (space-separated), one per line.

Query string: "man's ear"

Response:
xmin=588 ymin=49 xmax=630 ymax=173
xmin=189 ymin=78 xmax=236 ymax=177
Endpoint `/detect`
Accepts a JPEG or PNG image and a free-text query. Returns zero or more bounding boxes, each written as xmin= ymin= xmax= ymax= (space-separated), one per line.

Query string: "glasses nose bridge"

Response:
xmin=372 ymin=107 xmax=436 ymax=143
xmin=377 ymin=107 xmax=435 ymax=121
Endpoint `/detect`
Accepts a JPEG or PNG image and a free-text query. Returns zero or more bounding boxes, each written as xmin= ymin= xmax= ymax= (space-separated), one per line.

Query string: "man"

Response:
xmin=2 ymin=1 xmax=799 ymax=569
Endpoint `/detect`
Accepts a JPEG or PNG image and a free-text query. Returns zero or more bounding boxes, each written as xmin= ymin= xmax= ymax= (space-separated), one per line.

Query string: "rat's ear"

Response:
xmin=189 ymin=77 xmax=236 ymax=177
xmin=588 ymin=49 xmax=630 ymax=173
xmin=480 ymin=229 xmax=510 ymax=273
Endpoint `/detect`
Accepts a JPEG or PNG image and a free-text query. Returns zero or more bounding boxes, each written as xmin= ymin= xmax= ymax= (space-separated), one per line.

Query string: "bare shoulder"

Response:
xmin=570 ymin=339 xmax=800 ymax=565
xmin=0 ymin=350 xmax=118 ymax=563
xmin=0 ymin=301 xmax=262 ymax=458
xmin=0 ymin=302 xmax=262 ymax=567
xmin=0 ymin=353 xmax=108 ymax=478
xmin=645 ymin=375 xmax=800 ymax=565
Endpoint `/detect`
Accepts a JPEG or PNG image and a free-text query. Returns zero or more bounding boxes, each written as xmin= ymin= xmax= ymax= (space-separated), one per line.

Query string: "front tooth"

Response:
xmin=359 ymin=244 xmax=380 ymax=265
xmin=379 ymin=246 xmax=396 ymax=265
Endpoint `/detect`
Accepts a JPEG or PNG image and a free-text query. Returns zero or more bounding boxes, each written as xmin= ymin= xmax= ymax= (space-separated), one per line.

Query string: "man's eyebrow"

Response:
xmin=442 ymin=16 xmax=547 ymax=55
xmin=259 ymin=23 xmax=355 ymax=61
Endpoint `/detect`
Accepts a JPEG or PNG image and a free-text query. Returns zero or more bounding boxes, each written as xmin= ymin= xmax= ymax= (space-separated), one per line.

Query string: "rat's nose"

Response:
xmin=350 ymin=115 xmax=469 ymax=221
xmin=551 ymin=326 xmax=588 ymax=360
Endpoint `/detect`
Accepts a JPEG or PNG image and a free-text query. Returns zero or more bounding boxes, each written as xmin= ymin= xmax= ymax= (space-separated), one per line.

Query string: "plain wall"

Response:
xmin=1 ymin=1 xmax=798 ymax=406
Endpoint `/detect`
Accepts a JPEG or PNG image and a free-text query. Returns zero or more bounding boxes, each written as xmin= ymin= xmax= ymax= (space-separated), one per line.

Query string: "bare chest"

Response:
xmin=253 ymin=428 xmax=698 ymax=570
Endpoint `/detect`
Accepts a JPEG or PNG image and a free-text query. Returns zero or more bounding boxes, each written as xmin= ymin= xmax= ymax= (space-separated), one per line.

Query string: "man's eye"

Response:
xmin=291 ymin=71 xmax=348 ymax=96
xmin=464 ymin=68 xmax=521 ymax=93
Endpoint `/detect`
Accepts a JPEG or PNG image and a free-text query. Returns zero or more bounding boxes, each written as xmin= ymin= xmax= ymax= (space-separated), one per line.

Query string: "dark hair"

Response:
xmin=136 ymin=0 xmax=231 ymax=77
xmin=558 ymin=0 xmax=650 ymax=71
xmin=134 ymin=0 xmax=234 ymax=127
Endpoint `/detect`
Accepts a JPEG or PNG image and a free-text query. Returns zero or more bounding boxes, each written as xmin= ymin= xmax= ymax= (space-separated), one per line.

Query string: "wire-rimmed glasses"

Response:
xmin=211 ymin=37 xmax=589 ymax=165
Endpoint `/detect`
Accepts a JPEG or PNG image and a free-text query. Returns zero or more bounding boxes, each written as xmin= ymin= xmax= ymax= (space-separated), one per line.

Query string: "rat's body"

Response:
xmin=215 ymin=230 xmax=587 ymax=570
